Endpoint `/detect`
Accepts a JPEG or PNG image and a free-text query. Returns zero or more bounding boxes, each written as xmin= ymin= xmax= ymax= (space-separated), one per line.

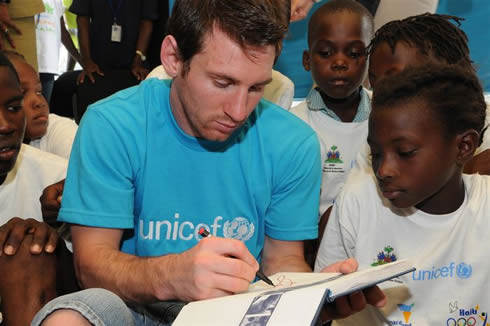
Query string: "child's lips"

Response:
xmin=381 ymin=188 xmax=403 ymax=200
xmin=0 ymin=143 xmax=20 ymax=161
xmin=328 ymin=79 xmax=349 ymax=86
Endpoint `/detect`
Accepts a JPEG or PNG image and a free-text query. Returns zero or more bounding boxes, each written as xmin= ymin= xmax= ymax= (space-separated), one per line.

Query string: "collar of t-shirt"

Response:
xmin=305 ymin=87 xmax=370 ymax=122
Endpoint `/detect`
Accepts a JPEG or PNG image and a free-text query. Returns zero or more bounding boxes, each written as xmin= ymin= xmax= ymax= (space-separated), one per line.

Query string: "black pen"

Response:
xmin=198 ymin=227 xmax=275 ymax=286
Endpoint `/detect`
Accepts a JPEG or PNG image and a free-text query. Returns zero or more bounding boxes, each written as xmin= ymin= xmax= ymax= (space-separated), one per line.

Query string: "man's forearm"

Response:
xmin=75 ymin=245 xmax=180 ymax=303
xmin=261 ymin=238 xmax=312 ymax=276
xmin=72 ymin=226 xmax=181 ymax=304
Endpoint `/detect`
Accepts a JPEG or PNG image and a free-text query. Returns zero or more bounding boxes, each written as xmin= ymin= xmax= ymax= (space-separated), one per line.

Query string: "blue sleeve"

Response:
xmin=58 ymin=107 xmax=139 ymax=229
xmin=264 ymin=132 xmax=321 ymax=240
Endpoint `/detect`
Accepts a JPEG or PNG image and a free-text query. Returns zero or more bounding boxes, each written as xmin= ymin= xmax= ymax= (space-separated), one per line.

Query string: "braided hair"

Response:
xmin=372 ymin=64 xmax=486 ymax=146
xmin=368 ymin=13 xmax=473 ymax=72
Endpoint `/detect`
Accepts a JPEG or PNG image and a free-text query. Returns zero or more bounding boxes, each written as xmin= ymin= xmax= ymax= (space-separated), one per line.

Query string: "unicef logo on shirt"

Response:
xmin=223 ymin=217 xmax=255 ymax=241
xmin=456 ymin=263 xmax=472 ymax=279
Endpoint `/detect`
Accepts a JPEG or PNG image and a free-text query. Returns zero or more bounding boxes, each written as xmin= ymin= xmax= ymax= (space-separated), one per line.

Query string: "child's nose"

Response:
xmin=375 ymin=156 xmax=399 ymax=180
xmin=0 ymin=111 xmax=16 ymax=135
xmin=330 ymin=54 xmax=348 ymax=71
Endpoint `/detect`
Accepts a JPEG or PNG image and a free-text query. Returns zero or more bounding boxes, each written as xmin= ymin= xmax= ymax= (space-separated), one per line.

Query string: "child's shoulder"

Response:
xmin=19 ymin=144 xmax=68 ymax=171
xmin=464 ymin=173 xmax=490 ymax=199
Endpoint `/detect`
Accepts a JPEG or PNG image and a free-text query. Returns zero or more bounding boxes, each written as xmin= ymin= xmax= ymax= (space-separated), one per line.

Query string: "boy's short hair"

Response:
xmin=307 ymin=0 xmax=374 ymax=46
xmin=167 ymin=0 xmax=290 ymax=71
xmin=372 ymin=64 xmax=486 ymax=146
xmin=0 ymin=51 xmax=20 ymax=84
xmin=368 ymin=13 xmax=473 ymax=72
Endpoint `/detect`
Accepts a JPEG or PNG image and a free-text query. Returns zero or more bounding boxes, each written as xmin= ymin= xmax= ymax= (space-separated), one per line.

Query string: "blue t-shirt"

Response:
xmin=59 ymin=79 xmax=321 ymax=259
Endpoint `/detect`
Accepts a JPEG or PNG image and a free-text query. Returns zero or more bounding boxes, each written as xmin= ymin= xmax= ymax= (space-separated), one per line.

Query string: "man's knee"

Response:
xmin=41 ymin=309 xmax=92 ymax=326
xmin=32 ymin=288 xmax=135 ymax=326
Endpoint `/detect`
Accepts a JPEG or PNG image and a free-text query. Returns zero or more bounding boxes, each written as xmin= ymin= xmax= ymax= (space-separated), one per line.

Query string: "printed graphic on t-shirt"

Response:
xmin=395 ymin=303 xmax=415 ymax=325
xmin=139 ymin=214 xmax=255 ymax=243
xmin=323 ymin=145 xmax=345 ymax=173
xmin=412 ymin=262 xmax=473 ymax=281
xmin=445 ymin=303 xmax=488 ymax=326
xmin=371 ymin=245 xmax=398 ymax=266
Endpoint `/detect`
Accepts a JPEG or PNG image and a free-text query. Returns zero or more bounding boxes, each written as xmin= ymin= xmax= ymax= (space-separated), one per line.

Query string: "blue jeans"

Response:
xmin=31 ymin=288 xmax=173 ymax=326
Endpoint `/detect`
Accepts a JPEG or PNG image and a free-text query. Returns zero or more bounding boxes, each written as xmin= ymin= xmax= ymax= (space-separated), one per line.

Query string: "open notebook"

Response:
xmin=173 ymin=259 xmax=415 ymax=326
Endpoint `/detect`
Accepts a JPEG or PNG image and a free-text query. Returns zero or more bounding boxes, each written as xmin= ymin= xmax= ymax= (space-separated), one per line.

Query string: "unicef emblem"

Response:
xmin=223 ymin=217 xmax=255 ymax=241
xmin=456 ymin=263 xmax=472 ymax=279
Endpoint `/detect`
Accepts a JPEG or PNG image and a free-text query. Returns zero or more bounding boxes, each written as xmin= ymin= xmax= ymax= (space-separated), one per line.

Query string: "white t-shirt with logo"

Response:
xmin=0 ymin=144 xmax=67 ymax=226
xmin=315 ymin=170 xmax=490 ymax=325
xmin=290 ymin=101 xmax=369 ymax=215
xmin=29 ymin=113 xmax=78 ymax=159
xmin=35 ymin=0 xmax=65 ymax=74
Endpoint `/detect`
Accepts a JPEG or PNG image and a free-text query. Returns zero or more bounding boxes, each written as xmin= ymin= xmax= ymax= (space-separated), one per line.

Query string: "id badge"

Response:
xmin=111 ymin=23 xmax=122 ymax=42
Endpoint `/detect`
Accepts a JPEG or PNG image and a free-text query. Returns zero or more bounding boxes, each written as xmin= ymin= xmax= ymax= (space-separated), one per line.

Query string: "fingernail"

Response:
xmin=32 ymin=244 xmax=41 ymax=253
xmin=4 ymin=246 xmax=13 ymax=255
xmin=45 ymin=245 xmax=54 ymax=253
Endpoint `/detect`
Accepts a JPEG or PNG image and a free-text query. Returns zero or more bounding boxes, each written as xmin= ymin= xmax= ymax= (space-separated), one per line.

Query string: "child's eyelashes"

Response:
xmin=398 ymin=149 xmax=417 ymax=158
xmin=348 ymin=50 xmax=367 ymax=59
xmin=318 ymin=50 xmax=333 ymax=57
xmin=7 ymin=103 xmax=23 ymax=113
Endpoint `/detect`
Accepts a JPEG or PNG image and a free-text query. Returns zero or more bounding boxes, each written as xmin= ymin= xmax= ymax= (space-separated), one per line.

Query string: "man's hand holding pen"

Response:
xmin=164 ymin=236 xmax=259 ymax=302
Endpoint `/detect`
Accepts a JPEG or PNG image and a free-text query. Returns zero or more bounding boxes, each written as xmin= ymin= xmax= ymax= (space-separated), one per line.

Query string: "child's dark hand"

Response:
xmin=40 ymin=179 xmax=65 ymax=227
xmin=0 ymin=217 xmax=58 ymax=256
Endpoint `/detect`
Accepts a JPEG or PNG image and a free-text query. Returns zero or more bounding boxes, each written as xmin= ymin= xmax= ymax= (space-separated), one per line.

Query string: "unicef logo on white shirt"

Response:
xmin=456 ymin=263 xmax=472 ymax=279
xmin=223 ymin=217 xmax=255 ymax=241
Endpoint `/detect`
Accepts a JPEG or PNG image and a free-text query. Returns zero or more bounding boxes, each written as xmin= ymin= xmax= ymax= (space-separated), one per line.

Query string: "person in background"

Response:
xmin=35 ymin=0 xmax=80 ymax=102
xmin=5 ymin=50 xmax=77 ymax=159
xmin=0 ymin=0 xmax=44 ymax=70
xmin=71 ymin=0 xmax=157 ymax=84
xmin=367 ymin=13 xmax=490 ymax=175
xmin=290 ymin=0 xmax=374 ymax=264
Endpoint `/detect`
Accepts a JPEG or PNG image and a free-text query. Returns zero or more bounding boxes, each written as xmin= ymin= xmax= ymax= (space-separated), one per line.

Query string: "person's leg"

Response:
xmin=0 ymin=234 xmax=57 ymax=326
xmin=32 ymin=288 xmax=136 ymax=326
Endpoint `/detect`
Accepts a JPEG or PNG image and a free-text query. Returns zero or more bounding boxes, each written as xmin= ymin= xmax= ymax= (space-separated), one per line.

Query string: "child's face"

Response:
xmin=369 ymin=41 xmax=429 ymax=90
xmin=368 ymin=99 xmax=461 ymax=214
xmin=303 ymin=11 xmax=370 ymax=99
xmin=11 ymin=58 xmax=49 ymax=141
xmin=0 ymin=67 xmax=26 ymax=180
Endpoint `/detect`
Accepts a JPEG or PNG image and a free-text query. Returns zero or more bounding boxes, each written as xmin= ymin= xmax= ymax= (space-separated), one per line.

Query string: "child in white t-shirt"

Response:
xmin=289 ymin=0 xmax=374 ymax=251
xmin=0 ymin=51 xmax=75 ymax=326
xmin=5 ymin=51 xmax=77 ymax=159
xmin=36 ymin=0 xmax=81 ymax=102
xmin=355 ymin=13 xmax=490 ymax=176
xmin=315 ymin=64 xmax=490 ymax=325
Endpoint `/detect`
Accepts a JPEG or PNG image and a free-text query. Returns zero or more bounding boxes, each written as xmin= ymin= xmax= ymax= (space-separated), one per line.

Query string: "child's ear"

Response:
xmin=160 ymin=35 xmax=182 ymax=78
xmin=456 ymin=129 xmax=480 ymax=166
xmin=302 ymin=50 xmax=311 ymax=71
